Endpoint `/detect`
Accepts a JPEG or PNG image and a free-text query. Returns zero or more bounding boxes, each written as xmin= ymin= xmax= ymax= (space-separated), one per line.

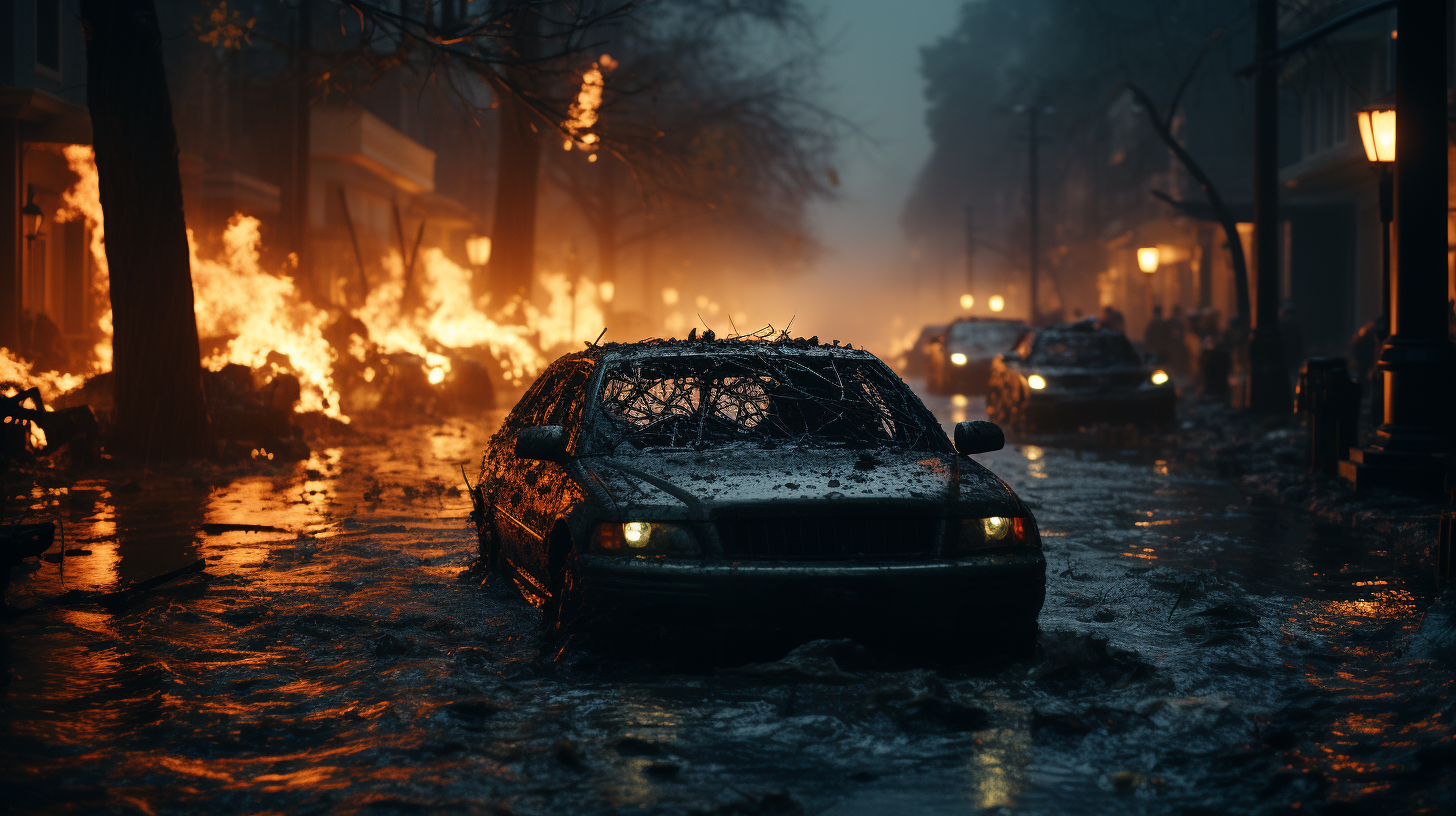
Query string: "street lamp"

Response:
xmin=988 ymin=295 xmax=1005 ymax=313
xmin=465 ymin=234 xmax=492 ymax=267
xmin=959 ymin=293 xmax=974 ymax=310
xmin=1356 ymin=102 xmax=1395 ymax=334
xmin=22 ymin=185 xmax=44 ymax=242
xmin=1137 ymin=247 xmax=1160 ymax=274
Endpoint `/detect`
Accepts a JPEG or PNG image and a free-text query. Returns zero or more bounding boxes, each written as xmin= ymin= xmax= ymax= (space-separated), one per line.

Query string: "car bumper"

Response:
xmin=577 ymin=551 xmax=1046 ymax=634
xmin=1026 ymin=387 xmax=1175 ymax=425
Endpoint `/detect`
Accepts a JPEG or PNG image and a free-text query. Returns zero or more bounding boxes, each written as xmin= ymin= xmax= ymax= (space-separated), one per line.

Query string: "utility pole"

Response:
xmin=1248 ymin=0 xmax=1290 ymax=412
xmin=963 ymin=204 xmax=975 ymax=299
xmin=1342 ymin=0 xmax=1453 ymax=491
xmin=1015 ymin=104 xmax=1050 ymax=325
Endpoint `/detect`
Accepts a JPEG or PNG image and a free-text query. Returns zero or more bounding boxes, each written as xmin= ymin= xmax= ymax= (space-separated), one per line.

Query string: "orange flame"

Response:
xmin=54 ymin=145 xmax=111 ymax=374
xmin=192 ymin=216 xmax=344 ymax=420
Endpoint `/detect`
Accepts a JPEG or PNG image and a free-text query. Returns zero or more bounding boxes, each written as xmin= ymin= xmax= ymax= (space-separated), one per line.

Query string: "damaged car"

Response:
xmin=986 ymin=319 xmax=1175 ymax=433
xmin=470 ymin=337 xmax=1045 ymax=651
xmin=926 ymin=317 xmax=1029 ymax=394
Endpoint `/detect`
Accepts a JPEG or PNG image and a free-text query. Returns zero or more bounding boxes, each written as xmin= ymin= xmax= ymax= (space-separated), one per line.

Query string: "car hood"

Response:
xmin=576 ymin=445 xmax=1024 ymax=520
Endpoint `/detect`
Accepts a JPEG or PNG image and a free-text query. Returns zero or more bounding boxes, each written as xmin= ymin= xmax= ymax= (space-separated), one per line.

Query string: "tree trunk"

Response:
xmin=79 ymin=0 xmax=212 ymax=462
xmin=488 ymin=92 xmax=541 ymax=301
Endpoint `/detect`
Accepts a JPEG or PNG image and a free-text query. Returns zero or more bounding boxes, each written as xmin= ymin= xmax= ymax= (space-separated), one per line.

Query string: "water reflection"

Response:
xmin=2 ymin=405 xmax=1452 ymax=814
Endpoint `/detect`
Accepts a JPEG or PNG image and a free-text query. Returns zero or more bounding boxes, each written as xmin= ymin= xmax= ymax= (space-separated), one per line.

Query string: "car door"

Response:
xmin=490 ymin=366 xmax=569 ymax=597
xmin=515 ymin=360 xmax=594 ymax=586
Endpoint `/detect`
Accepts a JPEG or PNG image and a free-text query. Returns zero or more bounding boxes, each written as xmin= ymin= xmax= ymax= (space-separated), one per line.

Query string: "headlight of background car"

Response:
xmin=592 ymin=522 xmax=702 ymax=557
xmin=950 ymin=352 xmax=968 ymax=366
xmin=1150 ymin=369 xmax=1169 ymax=385
xmin=955 ymin=516 xmax=1036 ymax=554
xmin=1026 ymin=374 xmax=1047 ymax=390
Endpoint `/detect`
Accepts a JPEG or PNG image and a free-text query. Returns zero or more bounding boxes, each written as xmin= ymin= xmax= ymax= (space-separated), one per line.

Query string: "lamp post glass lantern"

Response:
xmin=1357 ymin=108 xmax=1396 ymax=163
xmin=1137 ymin=247 xmax=1160 ymax=274
xmin=1357 ymin=104 xmax=1395 ymax=335
xmin=466 ymin=235 xmax=492 ymax=267
xmin=22 ymin=185 xmax=43 ymax=241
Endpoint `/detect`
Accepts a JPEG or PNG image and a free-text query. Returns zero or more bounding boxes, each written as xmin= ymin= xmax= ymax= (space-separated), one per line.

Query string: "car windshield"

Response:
xmin=949 ymin=321 xmax=1025 ymax=352
xmin=589 ymin=353 xmax=948 ymax=452
xmin=1030 ymin=331 xmax=1141 ymax=367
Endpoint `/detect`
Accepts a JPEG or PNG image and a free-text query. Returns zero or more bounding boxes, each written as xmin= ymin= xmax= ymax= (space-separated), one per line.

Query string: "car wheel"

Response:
xmin=541 ymin=528 xmax=585 ymax=638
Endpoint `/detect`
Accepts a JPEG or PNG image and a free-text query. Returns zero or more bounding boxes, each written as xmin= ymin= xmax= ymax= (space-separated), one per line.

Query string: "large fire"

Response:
xmin=1 ymin=150 xmax=610 ymax=423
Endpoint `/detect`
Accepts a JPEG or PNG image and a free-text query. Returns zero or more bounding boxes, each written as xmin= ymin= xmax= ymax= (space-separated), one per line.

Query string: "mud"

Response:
xmin=2 ymin=391 xmax=1453 ymax=814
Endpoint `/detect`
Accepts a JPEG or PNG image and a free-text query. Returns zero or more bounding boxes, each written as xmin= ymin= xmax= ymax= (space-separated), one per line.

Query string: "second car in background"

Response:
xmin=926 ymin=317 xmax=1029 ymax=394
xmin=986 ymin=319 xmax=1175 ymax=433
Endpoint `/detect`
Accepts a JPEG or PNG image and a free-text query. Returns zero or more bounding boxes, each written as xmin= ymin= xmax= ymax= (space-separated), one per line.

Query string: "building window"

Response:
xmin=36 ymin=0 xmax=62 ymax=74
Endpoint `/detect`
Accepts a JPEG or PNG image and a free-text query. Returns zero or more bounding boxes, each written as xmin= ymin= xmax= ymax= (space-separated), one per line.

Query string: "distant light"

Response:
xmin=563 ymin=139 xmax=573 ymax=151
xmin=1138 ymin=247 xmax=1160 ymax=273
xmin=466 ymin=235 xmax=492 ymax=266
xmin=950 ymin=352 xmax=968 ymax=366
xmin=662 ymin=287 xmax=679 ymax=306
xmin=1024 ymin=445 xmax=1043 ymax=461
xmin=1027 ymin=374 xmax=1047 ymax=390
xmin=588 ymin=154 xmax=598 ymax=162
xmin=428 ymin=366 xmax=446 ymax=385
xmin=1357 ymin=108 xmax=1395 ymax=163
xmin=1151 ymin=369 xmax=1170 ymax=385
xmin=599 ymin=281 xmax=615 ymax=302
xmin=959 ymin=293 xmax=974 ymax=310
xmin=989 ymin=295 xmax=1005 ymax=313
xmin=952 ymin=394 xmax=968 ymax=407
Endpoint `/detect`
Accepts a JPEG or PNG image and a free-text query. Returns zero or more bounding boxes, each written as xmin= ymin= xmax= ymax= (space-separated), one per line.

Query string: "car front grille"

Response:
xmin=716 ymin=513 xmax=939 ymax=561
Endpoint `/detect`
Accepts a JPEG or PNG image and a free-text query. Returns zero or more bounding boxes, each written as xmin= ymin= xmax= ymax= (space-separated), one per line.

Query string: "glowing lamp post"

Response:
xmin=1357 ymin=103 xmax=1395 ymax=332
xmin=1137 ymin=247 xmax=1160 ymax=274
xmin=22 ymin=186 xmax=43 ymax=242
xmin=988 ymin=295 xmax=1005 ymax=313
xmin=466 ymin=235 xmax=492 ymax=267
xmin=959 ymin=293 xmax=974 ymax=310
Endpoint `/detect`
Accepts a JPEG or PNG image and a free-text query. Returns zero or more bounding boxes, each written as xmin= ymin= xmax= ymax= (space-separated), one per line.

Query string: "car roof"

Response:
xmin=950 ymin=316 xmax=1027 ymax=326
xmin=554 ymin=336 xmax=885 ymax=367
xmin=1032 ymin=319 xmax=1128 ymax=341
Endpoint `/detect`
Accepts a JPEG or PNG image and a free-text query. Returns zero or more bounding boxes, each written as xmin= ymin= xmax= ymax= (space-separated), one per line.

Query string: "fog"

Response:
xmin=765 ymin=0 xmax=965 ymax=355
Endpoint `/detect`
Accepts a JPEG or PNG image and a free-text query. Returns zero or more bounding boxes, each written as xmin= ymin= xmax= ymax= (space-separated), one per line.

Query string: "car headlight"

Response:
xmin=592 ymin=521 xmax=701 ymax=557
xmin=1150 ymin=369 xmax=1169 ymax=385
xmin=955 ymin=516 xmax=1035 ymax=554
xmin=950 ymin=352 xmax=968 ymax=366
xmin=1027 ymin=374 xmax=1047 ymax=390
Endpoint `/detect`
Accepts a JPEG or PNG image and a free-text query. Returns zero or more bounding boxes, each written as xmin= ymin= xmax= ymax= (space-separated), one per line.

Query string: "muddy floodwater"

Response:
xmin=4 ymin=389 xmax=1455 ymax=814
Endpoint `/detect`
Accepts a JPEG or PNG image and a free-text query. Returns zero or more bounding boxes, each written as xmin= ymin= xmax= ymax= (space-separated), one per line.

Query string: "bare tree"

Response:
xmin=325 ymin=0 xmax=835 ymax=295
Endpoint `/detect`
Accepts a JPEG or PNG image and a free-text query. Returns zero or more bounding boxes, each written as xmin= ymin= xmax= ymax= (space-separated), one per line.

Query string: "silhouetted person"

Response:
xmin=1167 ymin=304 xmax=1189 ymax=375
xmin=1145 ymin=304 xmax=1167 ymax=363
xmin=1101 ymin=305 xmax=1125 ymax=334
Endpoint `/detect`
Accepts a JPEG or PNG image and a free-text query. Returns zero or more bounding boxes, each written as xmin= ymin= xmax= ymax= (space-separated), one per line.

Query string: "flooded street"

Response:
xmin=4 ymin=390 xmax=1454 ymax=815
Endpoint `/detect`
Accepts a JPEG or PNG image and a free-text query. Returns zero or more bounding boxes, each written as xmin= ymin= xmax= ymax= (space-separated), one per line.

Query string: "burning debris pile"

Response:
xmin=2 ymin=150 xmax=611 ymax=463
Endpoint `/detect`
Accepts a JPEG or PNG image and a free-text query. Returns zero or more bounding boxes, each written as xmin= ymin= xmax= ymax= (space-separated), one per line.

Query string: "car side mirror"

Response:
xmin=954 ymin=420 xmax=1005 ymax=455
xmin=515 ymin=425 xmax=569 ymax=462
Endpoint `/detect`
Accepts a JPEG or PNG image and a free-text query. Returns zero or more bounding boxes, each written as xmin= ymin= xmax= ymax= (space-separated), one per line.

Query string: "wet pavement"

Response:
xmin=3 ymin=387 xmax=1454 ymax=814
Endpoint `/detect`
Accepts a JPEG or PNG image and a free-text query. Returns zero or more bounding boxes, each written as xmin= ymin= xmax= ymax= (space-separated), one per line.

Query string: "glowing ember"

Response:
xmin=564 ymin=54 xmax=616 ymax=146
